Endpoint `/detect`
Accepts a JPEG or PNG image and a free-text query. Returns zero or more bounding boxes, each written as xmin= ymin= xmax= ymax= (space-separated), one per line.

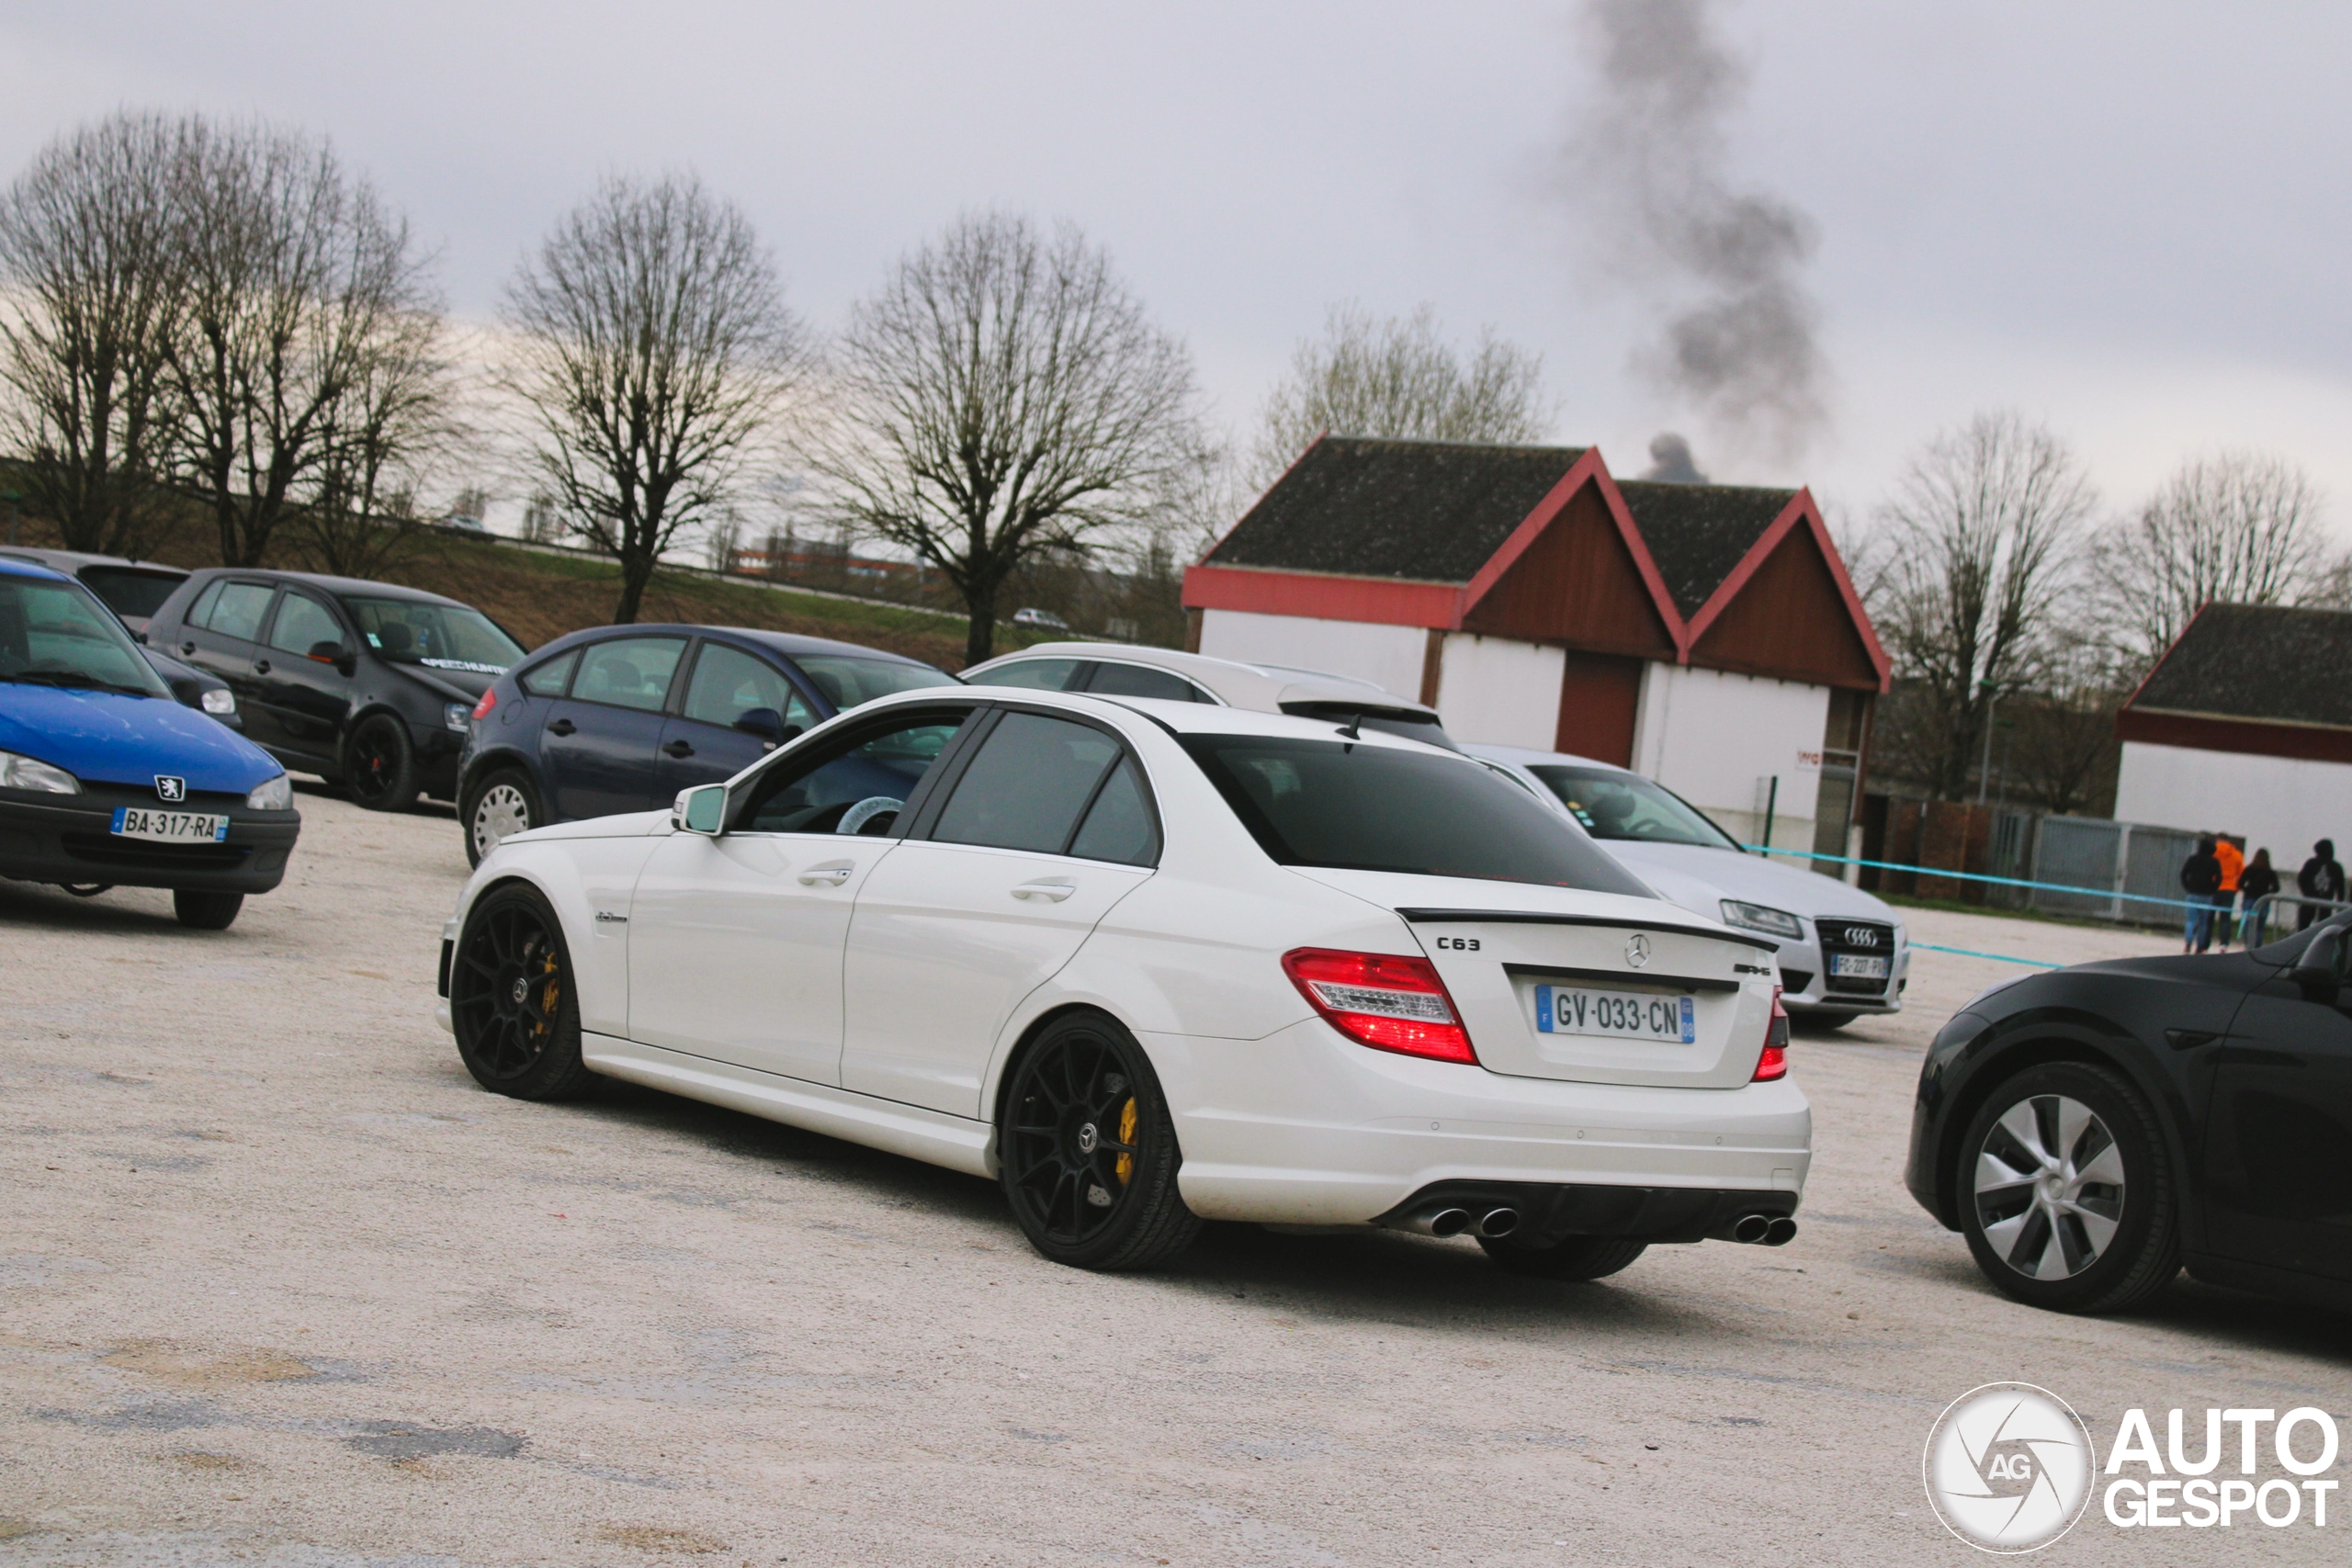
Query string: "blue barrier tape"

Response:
xmin=1907 ymin=941 xmax=2064 ymax=970
xmin=1740 ymin=844 xmax=2215 ymax=913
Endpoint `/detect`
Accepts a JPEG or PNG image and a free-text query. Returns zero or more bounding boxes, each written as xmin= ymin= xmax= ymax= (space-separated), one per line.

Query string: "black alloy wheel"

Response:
xmin=999 ymin=1011 xmax=1202 ymax=1270
xmin=462 ymin=767 xmax=542 ymax=867
xmin=449 ymin=885 xmax=594 ymax=1100
xmin=1478 ymin=1233 xmax=1648 ymax=1281
xmin=1957 ymin=1061 xmax=2178 ymax=1314
xmin=344 ymin=712 xmax=421 ymax=812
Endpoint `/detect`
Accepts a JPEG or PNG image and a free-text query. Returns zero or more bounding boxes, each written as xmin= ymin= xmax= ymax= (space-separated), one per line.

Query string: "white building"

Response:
xmin=2115 ymin=602 xmax=2352 ymax=873
xmin=1182 ymin=437 xmax=1889 ymax=863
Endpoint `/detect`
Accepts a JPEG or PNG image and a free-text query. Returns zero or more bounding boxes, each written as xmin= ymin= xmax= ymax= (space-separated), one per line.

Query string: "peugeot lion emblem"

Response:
xmin=1625 ymin=933 xmax=1652 ymax=969
xmin=154 ymin=775 xmax=187 ymax=803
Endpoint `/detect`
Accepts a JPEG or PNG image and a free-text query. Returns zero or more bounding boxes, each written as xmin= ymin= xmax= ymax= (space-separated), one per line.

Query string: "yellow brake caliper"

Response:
xmin=534 ymin=949 xmax=560 ymax=1040
xmin=1114 ymin=1098 xmax=1137 ymax=1184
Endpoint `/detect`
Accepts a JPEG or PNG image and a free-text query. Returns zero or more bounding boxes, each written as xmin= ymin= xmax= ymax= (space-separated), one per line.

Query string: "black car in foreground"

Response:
xmin=1906 ymin=912 xmax=2352 ymax=1314
xmin=456 ymin=623 xmax=954 ymax=863
xmin=146 ymin=569 xmax=526 ymax=811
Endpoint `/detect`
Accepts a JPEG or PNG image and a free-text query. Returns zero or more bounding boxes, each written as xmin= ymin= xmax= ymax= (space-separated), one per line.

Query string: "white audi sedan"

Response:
xmin=435 ymin=687 xmax=1810 ymax=1280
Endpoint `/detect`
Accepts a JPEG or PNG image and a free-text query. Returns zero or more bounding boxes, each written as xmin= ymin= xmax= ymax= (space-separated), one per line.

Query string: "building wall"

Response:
xmin=2115 ymin=740 xmax=2352 ymax=867
xmin=1432 ymin=634 xmax=1564 ymax=750
xmin=1633 ymin=664 xmax=1831 ymax=854
xmin=1196 ymin=608 xmax=1430 ymax=702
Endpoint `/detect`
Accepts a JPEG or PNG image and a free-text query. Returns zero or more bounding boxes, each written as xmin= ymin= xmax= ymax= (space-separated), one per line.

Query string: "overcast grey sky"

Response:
xmin=5 ymin=1 xmax=2348 ymax=532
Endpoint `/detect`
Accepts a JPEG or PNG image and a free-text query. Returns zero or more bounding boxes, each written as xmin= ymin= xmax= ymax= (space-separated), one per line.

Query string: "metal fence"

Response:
xmin=2028 ymin=818 xmax=2203 ymax=923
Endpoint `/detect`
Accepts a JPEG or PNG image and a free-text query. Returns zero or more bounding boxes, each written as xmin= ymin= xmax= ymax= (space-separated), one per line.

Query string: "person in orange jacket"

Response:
xmin=2214 ymin=835 xmax=2245 ymax=946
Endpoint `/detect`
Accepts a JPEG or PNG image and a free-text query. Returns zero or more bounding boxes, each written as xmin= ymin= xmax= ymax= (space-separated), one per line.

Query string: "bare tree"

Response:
xmin=2090 ymin=451 xmax=2332 ymax=673
xmin=500 ymin=173 xmax=805 ymax=624
xmin=808 ymin=212 xmax=1202 ymax=666
xmin=1867 ymin=412 xmax=2095 ymax=801
xmin=298 ymin=300 xmax=455 ymax=577
xmin=1248 ymin=303 xmax=1550 ymax=489
xmin=159 ymin=118 xmax=438 ymax=568
xmin=0 ymin=111 xmax=186 ymax=556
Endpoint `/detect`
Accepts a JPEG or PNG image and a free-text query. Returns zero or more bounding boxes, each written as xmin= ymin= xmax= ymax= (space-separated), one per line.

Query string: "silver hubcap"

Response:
xmin=1973 ymin=1094 xmax=2127 ymax=1280
xmin=474 ymin=784 xmax=530 ymax=856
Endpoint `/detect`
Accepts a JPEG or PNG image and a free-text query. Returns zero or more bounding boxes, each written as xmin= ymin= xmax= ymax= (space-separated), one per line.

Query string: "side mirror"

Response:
xmin=732 ymin=706 xmax=786 ymax=743
xmin=308 ymin=639 xmax=356 ymax=675
xmin=673 ymin=783 xmax=728 ymax=837
xmin=2291 ymin=930 xmax=2345 ymax=1004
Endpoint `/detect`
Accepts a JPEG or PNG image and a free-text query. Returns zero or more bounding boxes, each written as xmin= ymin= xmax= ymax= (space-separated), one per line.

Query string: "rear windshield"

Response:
xmin=78 ymin=566 xmax=185 ymax=621
xmin=1182 ymin=735 xmax=1653 ymax=894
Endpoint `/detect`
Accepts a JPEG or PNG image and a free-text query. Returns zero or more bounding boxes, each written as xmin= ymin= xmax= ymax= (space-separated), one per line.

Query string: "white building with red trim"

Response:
xmin=1181 ymin=437 xmax=1891 ymax=862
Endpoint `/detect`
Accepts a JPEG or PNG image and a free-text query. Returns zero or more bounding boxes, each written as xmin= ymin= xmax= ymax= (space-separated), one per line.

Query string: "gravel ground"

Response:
xmin=4 ymin=787 xmax=2346 ymax=1566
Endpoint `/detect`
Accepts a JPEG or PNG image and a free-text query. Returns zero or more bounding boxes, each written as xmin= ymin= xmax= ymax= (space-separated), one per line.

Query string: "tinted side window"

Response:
xmin=737 ymin=713 xmax=968 ymax=835
xmin=266 ymin=591 xmax=343 ymax=654
xmin=185 ymin=580 xmax=227 ymax=630
xmin=967 ymin=658 xmax=1080 ymax=692
xmin=1086 ymin=662 xmax=1204 ymax=703
xmin=571 ymin=637 xmax=686 ymax=713
xmin=683 ymin=643 xmax=817 ymax=731
xmin=208 ymin=583 xmax=277 ymax=642
xmin=932 ymin=712 xmax=1121 ymax=855
xmin=519 ymin=650 xmax=578 ymax=697
xmin=1069 ymin=758 xmax=1158 ymax=865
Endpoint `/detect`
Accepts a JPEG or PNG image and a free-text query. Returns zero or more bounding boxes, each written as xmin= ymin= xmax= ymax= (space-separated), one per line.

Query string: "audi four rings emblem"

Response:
xmin=154 ymin=775 xmax=187 ymax=803
xmin=1847 ymin=927 xmax=1881 ymax=947
xmin=1624 ymin=933 xmax=1651 ymax=968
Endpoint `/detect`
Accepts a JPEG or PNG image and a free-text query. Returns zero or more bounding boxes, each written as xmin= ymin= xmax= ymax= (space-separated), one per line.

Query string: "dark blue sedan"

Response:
xmin=454 ymin=624 xmax=955 ymax=863
xmin=0 ymin=558 xmax=300 ymax=929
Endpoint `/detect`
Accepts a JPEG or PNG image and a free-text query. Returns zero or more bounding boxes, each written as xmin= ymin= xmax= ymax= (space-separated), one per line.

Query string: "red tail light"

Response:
xmin=1282 ymin=948 xmax=1477 ymax=1066
xmin=1752 ymin=986 xmax=1789 ymax=1081
xmin=471 ymin=687 xmax=498 ymax=721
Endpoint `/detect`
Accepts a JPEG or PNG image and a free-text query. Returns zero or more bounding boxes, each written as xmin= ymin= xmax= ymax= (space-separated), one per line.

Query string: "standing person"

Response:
xmin=2180 ymin=835 xmax=2222 ymax=953
xmin=2298 ymin=839 xmax=2346 ymax=931
xmin=2238 ymin=848 xmax=2281 ymax=947
xmin=2213 ymin=835 xmax=2245 ymax=946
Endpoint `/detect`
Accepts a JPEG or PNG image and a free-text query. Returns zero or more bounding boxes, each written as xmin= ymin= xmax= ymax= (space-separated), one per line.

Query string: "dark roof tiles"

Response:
xmin=1612 ymin=481 xmax=1799 ymax=619
xmin=2130 ymin=603 xmax=2352 ymax=729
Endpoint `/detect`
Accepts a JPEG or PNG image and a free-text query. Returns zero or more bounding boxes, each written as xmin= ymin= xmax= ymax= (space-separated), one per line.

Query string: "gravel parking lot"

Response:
xmin=4 ymin=789 xmax=2347 ymax=1566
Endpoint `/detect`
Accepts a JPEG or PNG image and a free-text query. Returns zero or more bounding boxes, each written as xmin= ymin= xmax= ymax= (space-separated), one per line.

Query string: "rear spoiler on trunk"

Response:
xmin=1393 ymin=906 xmax=1781 ymax=953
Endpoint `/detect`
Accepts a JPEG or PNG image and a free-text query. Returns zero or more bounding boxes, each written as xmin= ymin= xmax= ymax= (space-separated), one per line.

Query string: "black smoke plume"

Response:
xmin=1566 ymin=0 xmax=1826 ymax=459
xmin=1641 ymin=432 xmax=1708 ymax=484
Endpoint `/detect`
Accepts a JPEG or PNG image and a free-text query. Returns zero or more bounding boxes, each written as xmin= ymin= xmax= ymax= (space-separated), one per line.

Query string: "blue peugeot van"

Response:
xmin=0 ymin=558 xmax=300 ymax=929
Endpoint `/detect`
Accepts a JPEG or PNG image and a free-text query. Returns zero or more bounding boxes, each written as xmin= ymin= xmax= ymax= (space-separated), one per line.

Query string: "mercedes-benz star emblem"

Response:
xmin=511 ymin=977 xmax=529 ymax=1005
xmin=1076 ymin=1122 xmax=1099 ymax=1154
xmin=154 ymin=775 xmax=187 ymax=803
xmin=1625 ymin=933 xmax=1652 ymax=969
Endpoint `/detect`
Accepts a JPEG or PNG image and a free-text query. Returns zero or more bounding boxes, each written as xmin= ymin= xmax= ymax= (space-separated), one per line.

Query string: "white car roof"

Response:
xmin=854 ymin=682 xmax=1458 ymax=751
xmin=967 ymin=641 xmax=1441 ymax=720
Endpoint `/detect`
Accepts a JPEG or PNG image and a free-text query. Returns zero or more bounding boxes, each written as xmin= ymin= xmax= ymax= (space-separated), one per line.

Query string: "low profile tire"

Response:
xmin=172 ymin=890 xmax=243 ymax=930
xmin=1958 ymin=1061 xmax=2178 ymax=1314
xmin=344 ymin=713 xmax=420 ymax=812
xmin=999 ymin=1011 xmax=1203 ymax=1271
xmin=1478 ymin=1233 xmax=1649 ymax=1281
xmin=449 ymin=884 xmax=595 ymax=1101
xmin=462 ymin=768 xmax=542 ymax=867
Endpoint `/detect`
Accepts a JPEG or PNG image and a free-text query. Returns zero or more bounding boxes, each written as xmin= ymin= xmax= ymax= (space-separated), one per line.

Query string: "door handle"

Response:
xmin=663 ymin=739 xmax=695 ymax=758
xmin=797 ymin=861 xmax=854 ymax=886
xmin=1012 ymin=880 xmax=1077 ymax=902
xmin=548 ymin=718 xmax=576 ymax=736
xmin=179 ymin=642 xmax=196 ymax=656
xmin=253 ymin=659 xmax=271 ymax=675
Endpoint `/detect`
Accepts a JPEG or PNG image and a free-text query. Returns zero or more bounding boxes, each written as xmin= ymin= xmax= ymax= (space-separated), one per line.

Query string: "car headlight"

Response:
xmin=1721 ymin=899 xmax=1805 ymax=941
xmin=201 ymin=687 xmax=236 ymax=716
xmin=246 ymin=773 xmax=292 ymax=811
xmin=445 ymin=702 xmax=471 ymax=734
xmin=0 ymin=749 xmax=79 ymax=794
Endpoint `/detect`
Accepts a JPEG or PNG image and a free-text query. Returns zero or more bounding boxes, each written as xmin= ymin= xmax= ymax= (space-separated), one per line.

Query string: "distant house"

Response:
xmin=1181 ymin=435 xmax=1889 ymax=861
xmin=2114 ymin=603 xmax=2352 ymax=867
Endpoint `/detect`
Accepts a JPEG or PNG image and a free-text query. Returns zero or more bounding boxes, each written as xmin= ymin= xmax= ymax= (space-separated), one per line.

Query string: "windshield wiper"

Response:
xmin=2 ymin=670 xmax=157 ymax=697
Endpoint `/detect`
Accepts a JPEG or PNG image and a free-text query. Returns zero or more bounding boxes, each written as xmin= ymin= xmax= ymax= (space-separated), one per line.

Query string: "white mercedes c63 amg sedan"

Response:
xmin=434 ymin=686 xmax=1810 ymax=1280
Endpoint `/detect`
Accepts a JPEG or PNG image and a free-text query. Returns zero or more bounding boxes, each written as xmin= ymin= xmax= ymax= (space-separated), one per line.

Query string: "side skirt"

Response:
xmin=582 ymin=1033 xmax=997 ymax=1179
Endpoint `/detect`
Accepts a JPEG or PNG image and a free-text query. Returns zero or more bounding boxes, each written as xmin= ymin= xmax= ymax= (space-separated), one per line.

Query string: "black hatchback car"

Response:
xmin=146 ymin=569 xmax=526 ymax=811
xmin=455 ymin=625 xmax=954 ymax=863
xmin=1906 ymin=911 xmax=2352 ymax=1314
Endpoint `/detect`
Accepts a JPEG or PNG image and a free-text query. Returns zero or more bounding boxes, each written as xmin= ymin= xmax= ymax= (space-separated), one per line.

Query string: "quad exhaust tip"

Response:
xmin=1423 ymin=1208 xmax=1473 ymax=1238
xmin=1476 ymin=1207 xmax=1519 ymax=1238
xmin=1725 ymin=1213 xmax=1799 ymax=1247
xmin=1764 ymin=1216 xmax=1797 ymax=1247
